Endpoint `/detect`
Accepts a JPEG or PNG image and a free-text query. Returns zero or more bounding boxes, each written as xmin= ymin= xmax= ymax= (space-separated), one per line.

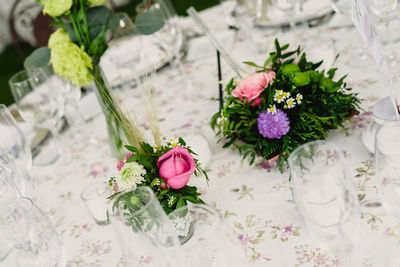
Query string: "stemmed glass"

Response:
xmin=0 ymin=197 xmax=65 ymax=267
xmin=9 ymin=68 xmax=65 ymax=166
xmin=367 ymin=0 xmax=399 ymax=66
xmin=0 ymin=104 xmax=31 ymax=192
xmin=138 ymin=0 xmax=184 ymax=78
xmin=289 ymin=140 xmax=361 ymax=265
xmin=375 ymin=120 xmax=400 ymax=219
xmin=0 ymin=163 xmax=22 ymax=263
xmin=271 ymin=0 xmax=297 ymax=43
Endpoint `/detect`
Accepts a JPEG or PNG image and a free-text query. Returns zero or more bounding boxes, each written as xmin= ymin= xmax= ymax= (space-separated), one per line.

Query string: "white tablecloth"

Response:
xmin=6 ymin=2 xmax=400 ymax=267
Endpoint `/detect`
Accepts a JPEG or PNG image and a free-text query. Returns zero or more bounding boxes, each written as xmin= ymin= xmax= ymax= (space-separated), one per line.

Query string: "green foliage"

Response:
xmin=210 ymin=39 xmax=360 ymax=172
xmin=110 ymin=138 xmax=207 ymax=220
xmin=23 ymin=47 xmax=51 ymax=69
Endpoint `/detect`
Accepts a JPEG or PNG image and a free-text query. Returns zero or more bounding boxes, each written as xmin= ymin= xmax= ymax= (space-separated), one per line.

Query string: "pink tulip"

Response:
xmin=157 ymin=146 xmax=196 ymax=189
xmin=231 ymin=71 xmax=276 ymax=106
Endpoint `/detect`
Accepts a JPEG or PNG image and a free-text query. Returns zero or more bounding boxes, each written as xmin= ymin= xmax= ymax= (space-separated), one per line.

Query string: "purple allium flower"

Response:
xmin=257 ymin=109 xmax=290 ymax=139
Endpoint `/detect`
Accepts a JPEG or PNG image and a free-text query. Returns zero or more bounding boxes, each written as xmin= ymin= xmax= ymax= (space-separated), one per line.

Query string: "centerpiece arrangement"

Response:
xmin=25 ymin=0 xmax=164 ymax=159
xmin=108 ymin=136 xmax=208 ymax=215
xmin=211 ymin=39 xmax=361 ymax=171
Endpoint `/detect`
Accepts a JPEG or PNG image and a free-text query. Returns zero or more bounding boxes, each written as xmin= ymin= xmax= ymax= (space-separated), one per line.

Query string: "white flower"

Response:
xmin=117 ymin=162 xmax=146 ymax=191
xmin=296 ymin=93 xmax=303 ymax=104
xmin=168 ymin=196 xmax=176 ymax=206
xmin=216 ymin=112 xmax=226 ymax=125
xmin=267 ymin=105 xmax=277 ymax=114
xmin=273 ymin=94 xmax=285 ymax=103
xmin=286 ymin=98 xmax=296 ymax=109
xmin=161 ymin=137 xmax=179 ymax=148
xmin=282 ymin=91 xmax=291 ymax=98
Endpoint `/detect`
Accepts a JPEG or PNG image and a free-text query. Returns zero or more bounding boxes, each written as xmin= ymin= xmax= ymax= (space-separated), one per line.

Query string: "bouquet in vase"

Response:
xmin=211 ymin=39 xmax=361 ymax=172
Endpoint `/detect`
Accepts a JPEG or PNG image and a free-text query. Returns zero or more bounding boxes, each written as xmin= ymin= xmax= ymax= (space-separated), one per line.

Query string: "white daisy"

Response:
xmin=282 ymin=91 xmax=291 ymax=98
xmin=267 ymin=105 xmax=277 ymax=114
xmin=296 ymin=93 xmax=303 ymax=104
xmin=286 ymin=98 xmax=296 ymax=109
xmin=168 ymin=195 xmax=176 ymax=206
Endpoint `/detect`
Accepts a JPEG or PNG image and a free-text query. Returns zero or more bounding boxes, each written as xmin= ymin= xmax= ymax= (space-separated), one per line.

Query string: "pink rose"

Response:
xmin=156 ymin=146 xmax=196 ymax=189
xmin=231 ymin=71 xmax=276 ymax=106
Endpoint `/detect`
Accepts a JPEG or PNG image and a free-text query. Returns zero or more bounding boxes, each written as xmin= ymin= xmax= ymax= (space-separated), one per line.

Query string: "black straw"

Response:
xmin=217 ymin=50 xmax=223 ymax=111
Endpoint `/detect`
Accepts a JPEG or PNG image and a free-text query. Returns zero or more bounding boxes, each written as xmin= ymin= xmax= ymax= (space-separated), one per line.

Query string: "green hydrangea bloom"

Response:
xmin=42 ymin=0 xmax=72 ymax=17
xmin=50 ymin=41 xmax=93 ymax=87
xmin=88 ymin=0 xmax=108 ymax=6
xmin=48 ymin=29 xmax=70 ymax=49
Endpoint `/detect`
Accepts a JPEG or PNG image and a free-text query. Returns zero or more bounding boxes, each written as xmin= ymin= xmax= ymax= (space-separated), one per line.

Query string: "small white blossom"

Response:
xmin=282 ymin=91 xmax=291 ymax=98
xmin=267 ymin=105 xmax=277 ymax=114
xmin=117 ymin=162 xmax=146 ymax=191
xmin=286 ymin=98 xmax=296 ymax=109
xmin=296 ymin=93 xmax=303 ymax=104
xmin=168 ymin=196 xmax=176 ymax=206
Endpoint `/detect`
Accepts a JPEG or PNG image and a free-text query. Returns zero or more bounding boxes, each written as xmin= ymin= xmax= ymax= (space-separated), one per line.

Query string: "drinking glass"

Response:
xmin=367 ymin=0 xmax=399 ymax=65
xmin=166 ymin=204 xmax=223 ymax=267
xmin=108 ymin=186 xmax=178 ymax=266
xmin=81 ymin=181 xmax=112 ymax=225
xmin=137 ymin=0 xmax=184 ymax=77
xmin=0 ymin=104 xmax=31 ymax=188
xmin=375 ymin=120 xmax=400 ymax=219
xmin=9 ymin=68 xmax=64 ymax=165
xmin=289 ymin=140 xmax=361 ymax=265
xmin=0 ymin=163 xmax=22 ymax=263
xmin=0 ymin=197 xmax=65 ymax=267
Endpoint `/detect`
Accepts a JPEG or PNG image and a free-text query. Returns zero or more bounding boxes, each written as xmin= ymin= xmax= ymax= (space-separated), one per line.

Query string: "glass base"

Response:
xmin=32 ymin=140 xmax=60 ymax=166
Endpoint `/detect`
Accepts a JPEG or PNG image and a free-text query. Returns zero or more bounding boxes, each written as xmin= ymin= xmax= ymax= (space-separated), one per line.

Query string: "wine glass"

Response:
xmin=41 ymin=65 xmax=84 ymax=131
xmin=367 ymin=0 xmax=399 ymax=65
xmin=289 ymin=140 xmax=361 ymax=265
xmin=9 ymin=68 xmax=64 ymax=166
xmin=0 ymin=104 xmax=31 ymax=190
xmin=0 ymin=197 xmax=65 ymax=267
xmin=138 ymin=0 xmax=184 ymax=78
xmin=0 ymin=163 xmax=22 ymax=263
xmin=375 ymin=120 xmax=400 ymax=219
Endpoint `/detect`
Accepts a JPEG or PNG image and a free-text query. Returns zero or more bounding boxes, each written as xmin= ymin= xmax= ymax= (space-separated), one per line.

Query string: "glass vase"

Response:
xmin=90 ymin=60 xmax=125 ymax=159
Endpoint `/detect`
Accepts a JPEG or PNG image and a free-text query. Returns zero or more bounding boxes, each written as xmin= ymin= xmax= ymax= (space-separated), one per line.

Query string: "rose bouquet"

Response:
xmin=108 ymin=137 xmax=208 ymax=216
xmin=24 ymin=0 xmax=164 ymax=159
xmin=211 ymin=39 xmax=361 ymax=171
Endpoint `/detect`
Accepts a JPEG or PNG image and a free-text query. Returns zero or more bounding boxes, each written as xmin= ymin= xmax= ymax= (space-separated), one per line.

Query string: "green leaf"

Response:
xmin=125 ymin=145 xmax=139 ymax=153
xmin=24 ymin=47 xmax=50 ymax=69
xmin=88 ymin=29 xmax=107 ymax=57
xmin=87 ymin=6 xmax=111 ymax=27
xmin=292 ymin=71 xmax=311 ymax=87
xmin=243 ymin=61 xmax=261 ymax=68
xmin=135 ymin=13 xmax=164 ymax=35
xmin=107 ymin=12 xmax=120 ymax=33
xmin=126 ymin=154 xmax=139 ymax=163
xmin=176 ymin=198 xmax=186 ymax=209
xmin=182 ymin=195 xmax=204 ymax=204
xmin=320 ymin=77 xmax=340 ymax=93
xmin=281 ymin=63 xmax=300 ymax=77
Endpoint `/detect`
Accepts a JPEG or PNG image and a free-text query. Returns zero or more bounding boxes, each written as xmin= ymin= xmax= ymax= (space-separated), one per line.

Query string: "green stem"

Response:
xmin=68 ymin=13 xmax=84 ymax=47
xmin=79 ymin=0 xmax=91 ymax=47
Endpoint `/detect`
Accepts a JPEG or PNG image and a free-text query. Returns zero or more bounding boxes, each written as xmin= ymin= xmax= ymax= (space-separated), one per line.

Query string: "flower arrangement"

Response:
xmin=25 ymin=0 xmax=164 ymax=159
xmin=211 ymin=39 xmax=361 ymax=171
xmin=108 ymin=137 xmax=208 ymax=215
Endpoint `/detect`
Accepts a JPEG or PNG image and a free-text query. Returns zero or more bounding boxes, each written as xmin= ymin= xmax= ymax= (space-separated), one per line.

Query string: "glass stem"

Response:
xmin=49 ymin=124 xmax=71 ymax=165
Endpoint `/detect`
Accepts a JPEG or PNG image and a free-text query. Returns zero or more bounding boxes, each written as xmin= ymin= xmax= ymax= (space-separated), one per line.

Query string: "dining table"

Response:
xmin=4 ymin=1 xmax=400 ymax=266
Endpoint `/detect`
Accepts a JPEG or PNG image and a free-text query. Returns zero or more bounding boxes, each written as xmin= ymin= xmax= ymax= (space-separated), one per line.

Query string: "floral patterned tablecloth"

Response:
xmin=5 ymin=3 xmax=400 ymax=267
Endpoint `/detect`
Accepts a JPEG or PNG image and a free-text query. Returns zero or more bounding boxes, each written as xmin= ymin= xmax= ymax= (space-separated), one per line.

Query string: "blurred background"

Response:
xmin=0 ymin=0 xmax=218 ymax=106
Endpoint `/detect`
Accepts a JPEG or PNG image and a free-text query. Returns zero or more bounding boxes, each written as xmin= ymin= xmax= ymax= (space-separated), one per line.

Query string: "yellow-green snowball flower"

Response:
xmin=48 ymin=29 xmax=70 ymax=48
xmin=42 ymin=0 xmax=73 ymax=17
xmin=50 ymin=41 xmax=93 ymax=87
xmin=88 ymin=0 xmax=108 ymax=6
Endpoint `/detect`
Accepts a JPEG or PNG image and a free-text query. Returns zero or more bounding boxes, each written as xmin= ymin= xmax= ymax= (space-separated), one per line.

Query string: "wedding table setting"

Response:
xmin=1 ymin=0 xmax=400 ymax=266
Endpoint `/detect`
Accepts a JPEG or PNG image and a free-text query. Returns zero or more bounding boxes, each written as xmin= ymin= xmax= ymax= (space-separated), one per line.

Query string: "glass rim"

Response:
xmin=8 ymin=69 xmax=40 ymax=86
xmin=287 ymin=140 xmax=343 ymax=169
xmin=81 ymin=181 xmax=109 ymax=201
xmin=109 ymin=186 xmax=157 ymax=219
